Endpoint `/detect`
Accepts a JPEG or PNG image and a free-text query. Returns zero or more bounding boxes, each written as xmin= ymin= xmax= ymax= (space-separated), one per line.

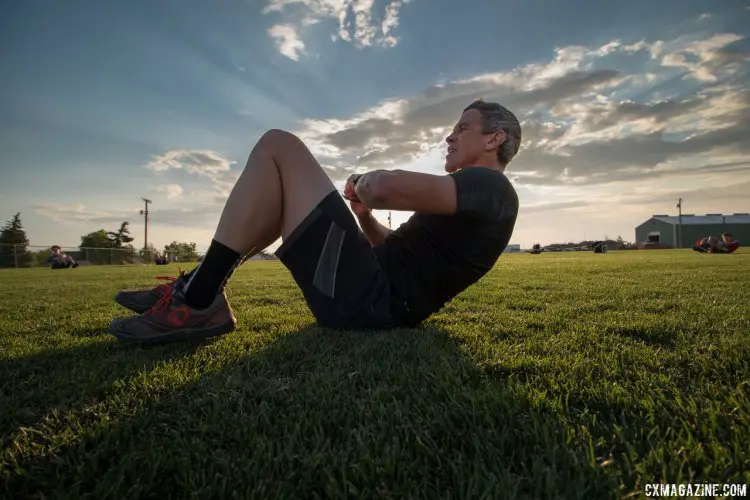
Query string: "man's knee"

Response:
xmin=256 ymin=128 xmax=327 ymax=182
xmin=258 ymin=129 xmax=304 ymax=152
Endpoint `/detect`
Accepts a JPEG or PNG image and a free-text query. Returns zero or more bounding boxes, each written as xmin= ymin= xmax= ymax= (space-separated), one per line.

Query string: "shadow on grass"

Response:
xmin=604 ymin=325 xmax=678 ymax=349
xmin=0 ymin=326 xmax=621 ymax=499
xmin=0 ymin=338 xmax=202 ymax=444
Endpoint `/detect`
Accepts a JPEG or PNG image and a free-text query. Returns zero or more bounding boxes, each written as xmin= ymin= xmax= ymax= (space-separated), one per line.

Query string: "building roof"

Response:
xmin=650 ymin=214 xmax=750 ymax=225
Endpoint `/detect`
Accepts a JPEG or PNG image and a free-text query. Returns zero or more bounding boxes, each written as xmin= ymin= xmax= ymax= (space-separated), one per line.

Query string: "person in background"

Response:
xmin=47 ymin=245 xmax=79 ymax=269
xmin=693 ymin=233 xmax=740 ymax=254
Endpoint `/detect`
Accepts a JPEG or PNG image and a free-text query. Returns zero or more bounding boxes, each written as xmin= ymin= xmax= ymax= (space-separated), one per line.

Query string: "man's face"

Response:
xmin=722 ymin=234 xmax=733 ymax=243
xmin=51 ymin=247 xmax=60 ymax=255
xmin=444 ymin=109 xmax=501 ymax=173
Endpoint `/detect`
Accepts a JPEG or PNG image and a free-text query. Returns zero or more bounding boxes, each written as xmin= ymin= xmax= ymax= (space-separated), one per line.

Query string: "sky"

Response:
xmin=1 ymin=0 xmax=749 ymax=252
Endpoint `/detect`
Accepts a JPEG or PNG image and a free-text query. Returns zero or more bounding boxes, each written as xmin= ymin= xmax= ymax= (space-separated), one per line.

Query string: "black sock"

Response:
xmin=183 ymin=239 xmax=242 ymax=309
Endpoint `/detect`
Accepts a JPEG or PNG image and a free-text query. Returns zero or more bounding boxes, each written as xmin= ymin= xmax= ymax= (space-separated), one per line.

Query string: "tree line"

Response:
xmin=0 ymin=212 xmax=201 ymax=268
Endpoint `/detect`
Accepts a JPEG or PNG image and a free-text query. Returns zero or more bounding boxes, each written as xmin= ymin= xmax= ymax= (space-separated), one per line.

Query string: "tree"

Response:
xmin=79 ymin=229 xmax=114 ymax=264
xmin=80 ymin=229 xmax=114 ymax=249
xmin=163 ymin=241 xmax=199 ymax=261
xmin=0 ymin=212 xmax=32 ymax=268
xmin=108 ymin=221 xmax=134 ymax=248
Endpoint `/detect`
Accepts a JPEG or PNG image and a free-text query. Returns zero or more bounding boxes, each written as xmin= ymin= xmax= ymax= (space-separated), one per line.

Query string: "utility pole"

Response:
xmin=676 ymin=198 xmax=683 ymax=249
xmin=388 ymin=211 xmax=392 ymax=229
xmin=140 ymin=198 xmax=151 ymax=252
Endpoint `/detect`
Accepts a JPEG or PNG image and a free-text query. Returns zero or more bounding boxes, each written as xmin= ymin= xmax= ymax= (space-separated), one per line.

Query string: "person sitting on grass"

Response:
xmin=154 ymin=252 xmax=168 ymax=265
xmin=528 ymin=243 xmax=542 ymax=254
xmin=47 ymin=245 xmax=79 ymax=269
xmin=110 ymin=100 xmax=521 ymax=344
xmin=693 ymin=233 xmax=740 ymax=254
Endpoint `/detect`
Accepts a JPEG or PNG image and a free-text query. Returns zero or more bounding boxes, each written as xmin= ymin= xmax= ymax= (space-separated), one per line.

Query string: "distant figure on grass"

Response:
xmin=110 ymin=100 xmax=521 ymax=344
xmin=47 ymin=245 xmax=79 ymax=269
xmin=693 ymin=233 xmax=740 ymax=254
xmin=591 ymin=241 xmax=607 ymax=253
xmin=528 ymin=243 xmax=542 ymax=254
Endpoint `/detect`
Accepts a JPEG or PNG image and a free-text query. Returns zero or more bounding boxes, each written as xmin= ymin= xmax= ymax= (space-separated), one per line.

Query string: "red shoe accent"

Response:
xmin=152 ymin=268 xmax=188 ymax=296
xmin=145 ymin=290 xmax=174 ymax=316
xmin=167 ymin=306 xmax=192 ymax=327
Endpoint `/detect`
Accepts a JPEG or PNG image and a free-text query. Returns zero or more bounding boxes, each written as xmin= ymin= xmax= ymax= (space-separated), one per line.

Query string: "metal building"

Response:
xmin=635 ymin=213 xmax=750 ymax=248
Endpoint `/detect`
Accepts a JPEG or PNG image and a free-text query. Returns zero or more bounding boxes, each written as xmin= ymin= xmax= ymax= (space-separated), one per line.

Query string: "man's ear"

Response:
xmin=485 ymin=130 xmax=507 ymax=151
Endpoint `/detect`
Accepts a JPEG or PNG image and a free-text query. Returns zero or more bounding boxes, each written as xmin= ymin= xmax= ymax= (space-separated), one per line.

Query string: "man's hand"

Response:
xmin=344 ymin=174 xmax=370 ymax=217
xmin=343 ymin=174 xmax=361 ymax=201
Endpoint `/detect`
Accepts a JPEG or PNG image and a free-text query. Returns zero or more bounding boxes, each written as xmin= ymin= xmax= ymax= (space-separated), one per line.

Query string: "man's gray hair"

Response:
xmin=464 ymin=99 xmax=522 ymax=167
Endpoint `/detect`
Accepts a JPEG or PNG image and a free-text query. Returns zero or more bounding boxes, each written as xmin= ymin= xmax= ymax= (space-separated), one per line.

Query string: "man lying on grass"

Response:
xmin=693 ymin=233 xmax=740 ymax=254
xmin=110 ymin=100 xmax=522 ymax=343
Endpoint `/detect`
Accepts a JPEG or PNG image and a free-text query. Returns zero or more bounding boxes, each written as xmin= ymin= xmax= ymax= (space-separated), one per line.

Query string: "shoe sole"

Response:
xmin=108 ymin=318 xmax=236 ymax=344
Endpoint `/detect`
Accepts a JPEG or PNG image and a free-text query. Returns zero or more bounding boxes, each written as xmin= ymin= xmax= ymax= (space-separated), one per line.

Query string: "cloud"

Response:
xmin=143 ymin=149 xmax=235 ymax=176
xmin=155 ymin=184 xmax=184 ymax=200
xmin=287 ymin=30 xmax=749 ymax=188
xmin=146 ymin=207 xmax=222 ymax=229
xmin=660 ymin=33 xmax=746 ymax=82
xmin=268 ymin=24 xmax=306 ymax=61
xmin=262 ymin=0 xmax=413 ymax=60
xmin=613 ymin=179 xmax=750 ymax=208
xmin=34 ymin=203 xmax=137 ymax=226
xmin=142 ymin=149 xmax=239 ymax=202
xmin=522 ymin=200 xmax=593 ymax=214
xmin=34 ymin=202 xmax=221 ymax=231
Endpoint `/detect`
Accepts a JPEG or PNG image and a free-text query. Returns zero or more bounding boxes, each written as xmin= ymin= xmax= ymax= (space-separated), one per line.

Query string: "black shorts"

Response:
xmin=275 ymin=190 xmax=408 ymax=330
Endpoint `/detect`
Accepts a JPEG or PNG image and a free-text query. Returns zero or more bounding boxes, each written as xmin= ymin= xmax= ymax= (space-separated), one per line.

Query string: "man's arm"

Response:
xmin=356 ymin=211 xmax=393 ymax=246
xmin=354 ymin=169 xmax=457 ymax=214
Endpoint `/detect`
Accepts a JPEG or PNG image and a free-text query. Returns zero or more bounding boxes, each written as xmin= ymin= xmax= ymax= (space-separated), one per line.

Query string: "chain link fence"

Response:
xmin=0 ymin=244 xmax=206 ymax=269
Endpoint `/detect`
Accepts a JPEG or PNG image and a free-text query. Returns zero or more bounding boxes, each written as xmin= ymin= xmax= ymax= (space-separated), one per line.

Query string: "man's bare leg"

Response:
xmin=215 ymin=129 xmax=338 ymax=253
xmin=179 ymin=129 xmax=338 ymax=308
xmin=109 ymin=129 xmax=342 ymax=342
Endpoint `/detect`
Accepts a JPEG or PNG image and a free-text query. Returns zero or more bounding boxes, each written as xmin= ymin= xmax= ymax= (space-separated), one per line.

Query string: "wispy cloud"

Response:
xmin=33 ymin=203 xmax=137 ymax=226
xmin=289 ymin=30 xmax=749 ymax=190
xmin=155 ymin=184 xmax=184 ymax=200
xmin=522 ymin=200 xmax=593 ymax=214
xmin=268 ymin=24 xmax=306 ymax=61
xmin=263 ymin=0 xmax=413 ymax=60
xmin=142 ymin=149 xmax=239 ymax=202
xmin=34 ymin=202 xmax=221 ymax=231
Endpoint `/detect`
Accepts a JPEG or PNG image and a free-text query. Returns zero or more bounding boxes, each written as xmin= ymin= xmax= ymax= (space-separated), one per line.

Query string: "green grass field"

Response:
xmin=1 ymin=250 xmax=748 ymax=499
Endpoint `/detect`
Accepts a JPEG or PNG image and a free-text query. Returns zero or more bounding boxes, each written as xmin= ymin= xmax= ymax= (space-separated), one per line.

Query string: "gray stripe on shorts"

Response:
xmin=313 ymin=221 xmax=345 ymax=298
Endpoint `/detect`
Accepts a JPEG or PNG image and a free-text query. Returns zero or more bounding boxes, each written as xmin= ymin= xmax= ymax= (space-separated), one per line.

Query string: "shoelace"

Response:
xmin=145 ymin=268 xmax=186 ymax=315
xmin=145 ymin=287 xmax=175 ymax=316
xmin=154 ymin=267 xmax=186 ymax=284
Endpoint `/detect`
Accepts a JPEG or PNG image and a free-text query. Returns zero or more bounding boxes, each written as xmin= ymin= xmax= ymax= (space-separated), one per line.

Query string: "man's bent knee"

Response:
xmin=259 ymin=129 xmax=330 ymax=185
xmin=258 ymin=129 xmax=305 ymax=151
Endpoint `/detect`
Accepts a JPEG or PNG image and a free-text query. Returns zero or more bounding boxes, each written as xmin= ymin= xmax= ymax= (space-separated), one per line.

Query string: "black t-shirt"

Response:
xmin=373 ymin=167 xmax=519 ymax=325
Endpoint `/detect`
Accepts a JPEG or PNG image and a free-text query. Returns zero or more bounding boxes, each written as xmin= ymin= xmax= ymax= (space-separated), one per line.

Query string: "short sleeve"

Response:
xmin=450 ymin=167 xmax=516 ymax=220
